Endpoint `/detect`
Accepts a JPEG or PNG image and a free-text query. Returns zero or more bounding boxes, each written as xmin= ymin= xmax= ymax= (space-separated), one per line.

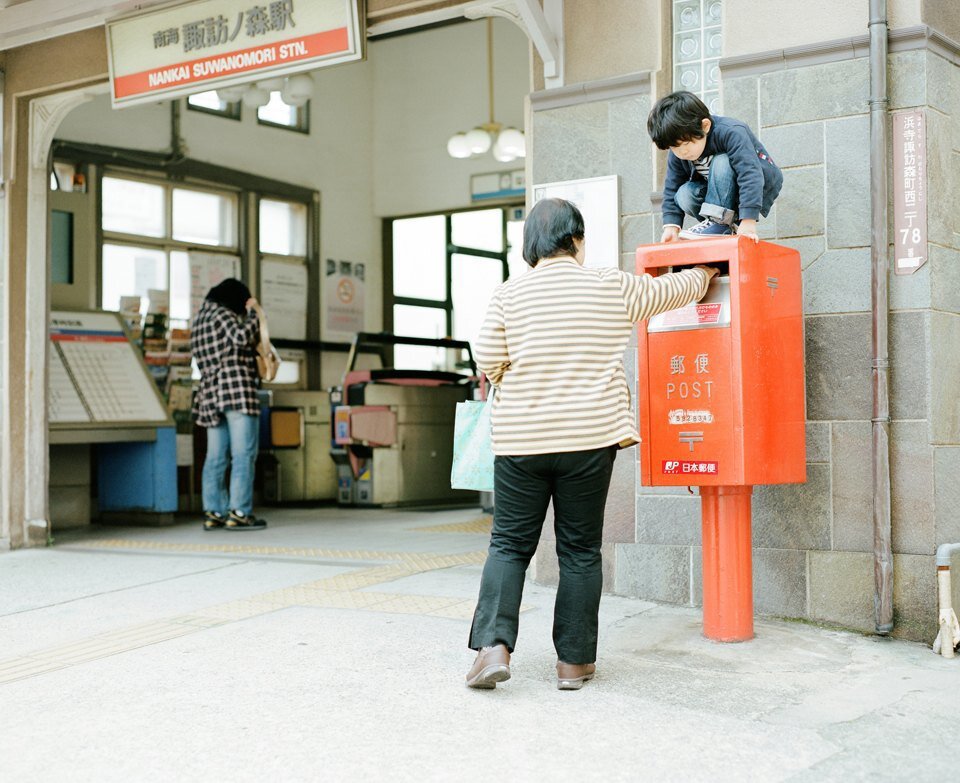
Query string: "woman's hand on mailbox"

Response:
xmin=695 ymin=265 xmax=719 ymax=281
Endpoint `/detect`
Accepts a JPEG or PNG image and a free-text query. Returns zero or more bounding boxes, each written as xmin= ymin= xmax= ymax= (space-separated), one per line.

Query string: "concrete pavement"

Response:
xmin=0 ymin=506 xmax=958 ymax=781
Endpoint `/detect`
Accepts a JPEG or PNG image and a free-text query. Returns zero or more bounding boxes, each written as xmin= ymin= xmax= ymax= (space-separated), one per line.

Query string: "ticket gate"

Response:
xmin=263 ymin=390 xmax=337 ymax=503
xmin=330 ymin=333 xmax=479 ymax=507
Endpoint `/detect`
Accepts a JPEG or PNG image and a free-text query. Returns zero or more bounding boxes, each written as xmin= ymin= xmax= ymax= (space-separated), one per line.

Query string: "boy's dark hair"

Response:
xmin=522 ymin=198 xmax=585 ymax=267
xmin=647 ymin=91 xmax=711 ymax=150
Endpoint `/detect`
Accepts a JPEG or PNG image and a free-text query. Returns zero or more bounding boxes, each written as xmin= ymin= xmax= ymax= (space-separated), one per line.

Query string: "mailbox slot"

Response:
xmin=648 ymin=276 xmax=731 ymax=333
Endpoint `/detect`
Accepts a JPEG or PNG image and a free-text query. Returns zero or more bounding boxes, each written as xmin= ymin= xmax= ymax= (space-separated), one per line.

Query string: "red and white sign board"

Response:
xmin=106 ymin=0 xmax=364 ymax=108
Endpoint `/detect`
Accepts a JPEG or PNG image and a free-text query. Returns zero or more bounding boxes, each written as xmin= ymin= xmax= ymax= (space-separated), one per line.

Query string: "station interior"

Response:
xmin=47 ymin=16 xmax=531 ymax=530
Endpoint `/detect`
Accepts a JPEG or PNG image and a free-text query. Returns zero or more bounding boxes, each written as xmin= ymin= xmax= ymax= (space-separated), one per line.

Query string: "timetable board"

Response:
xmin=49 ymin=311 xmax=171 ymax=427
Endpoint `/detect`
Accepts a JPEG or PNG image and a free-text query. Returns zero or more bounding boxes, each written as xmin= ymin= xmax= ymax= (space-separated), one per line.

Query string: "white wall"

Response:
xmin=372 ymin=18 xmax=530 ymax=217
xmin=723 ymin=0 xmax=922 ymax=58
xmin=57 ymin=60 xmax=378 ymax=341
xmin=56 ymin=17 xmax=531 ymax=341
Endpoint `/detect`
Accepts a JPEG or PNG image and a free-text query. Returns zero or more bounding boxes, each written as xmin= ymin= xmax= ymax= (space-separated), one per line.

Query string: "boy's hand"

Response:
xmin=737 ymin=219 xmax=760 ymax=243
xmin=661 ymin=225 xmax=681 ymax=243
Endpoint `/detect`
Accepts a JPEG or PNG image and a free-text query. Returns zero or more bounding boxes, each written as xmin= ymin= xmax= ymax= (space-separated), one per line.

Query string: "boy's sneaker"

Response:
xmin=679 ymin=218 xmax=734 ymax=240
xmin=226 ymin=510 xmax=268 ymax=531
xmin=203 ymin=511 xmax=226 ymax=531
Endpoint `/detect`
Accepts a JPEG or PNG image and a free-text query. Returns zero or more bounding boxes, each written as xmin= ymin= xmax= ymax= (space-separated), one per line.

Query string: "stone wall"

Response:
xmin=530 ymin=40 xmax=960 ymax=643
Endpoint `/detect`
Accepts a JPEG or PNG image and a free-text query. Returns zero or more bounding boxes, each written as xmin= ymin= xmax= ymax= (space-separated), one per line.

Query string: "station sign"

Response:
xmin=106 ymin=0 xmax=365 ymax=108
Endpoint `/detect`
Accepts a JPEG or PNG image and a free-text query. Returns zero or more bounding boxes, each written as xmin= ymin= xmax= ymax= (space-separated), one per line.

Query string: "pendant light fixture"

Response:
xmin=214 ymin=72 xmax=313 ymax=109
xmin=447 ymin=18 xmax=525 ymax=162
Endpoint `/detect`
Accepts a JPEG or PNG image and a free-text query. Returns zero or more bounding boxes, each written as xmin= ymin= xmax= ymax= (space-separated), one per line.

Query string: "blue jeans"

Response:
xmin=675 ymin=153 xmax=738 ymax=225
xmin=202 ymin=410 xmax=259 ymax=516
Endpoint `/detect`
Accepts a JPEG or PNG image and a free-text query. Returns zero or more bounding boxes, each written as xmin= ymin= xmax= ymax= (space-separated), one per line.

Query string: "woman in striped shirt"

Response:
xmin=465 ymin=198 xmax=717 ymax=691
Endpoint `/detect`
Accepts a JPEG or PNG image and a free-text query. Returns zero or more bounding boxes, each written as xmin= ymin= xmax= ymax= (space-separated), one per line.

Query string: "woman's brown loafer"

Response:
xmin=556 ymin=661 xmax=596 ymax=690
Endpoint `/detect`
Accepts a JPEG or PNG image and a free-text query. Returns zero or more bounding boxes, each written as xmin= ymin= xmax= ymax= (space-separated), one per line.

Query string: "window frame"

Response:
xmin=185 ymin=93 xmax=242 ymax=121
xmin=99 ymin=172 xmax=242 ymax=321
xmin=383 ymin=204 xmax=521 ymax=361
xmin=257 ymin=97 xmax=310 ymax=134
xmin=255 ymin=193 xmax=311 ymax=354
xmin=53 ymin=137 xmax=324 ymax=386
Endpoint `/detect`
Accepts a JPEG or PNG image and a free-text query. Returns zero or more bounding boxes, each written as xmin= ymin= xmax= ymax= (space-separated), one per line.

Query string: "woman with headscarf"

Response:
xmin=465 ymin=198 xmax=718 ymax=690
xmin=190 ymin=278 xmax=268 ymax=531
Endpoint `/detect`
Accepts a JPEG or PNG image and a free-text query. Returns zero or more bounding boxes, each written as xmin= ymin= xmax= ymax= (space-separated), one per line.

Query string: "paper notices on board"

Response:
xmin=190 ymin=252 xmax=241 ymax=320
xmin=261 ymin=259 xmax=309 ymax=340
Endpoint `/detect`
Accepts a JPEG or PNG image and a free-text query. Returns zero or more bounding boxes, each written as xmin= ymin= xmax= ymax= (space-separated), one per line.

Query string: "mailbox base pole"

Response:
xmin=700 ymin=485 xmax=754 ymax=642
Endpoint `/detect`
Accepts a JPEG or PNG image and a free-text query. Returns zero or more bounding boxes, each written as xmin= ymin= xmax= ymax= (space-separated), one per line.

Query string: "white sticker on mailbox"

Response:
xmin=648 ymin=276 xmax=731 ymax=333
xmin=668 ymin=409 xmax=714 ymax=425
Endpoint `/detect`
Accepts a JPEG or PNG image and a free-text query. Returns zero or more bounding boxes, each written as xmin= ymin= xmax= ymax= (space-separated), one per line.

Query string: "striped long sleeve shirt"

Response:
xmin=475 ymin=257 xmax=711 ymax=456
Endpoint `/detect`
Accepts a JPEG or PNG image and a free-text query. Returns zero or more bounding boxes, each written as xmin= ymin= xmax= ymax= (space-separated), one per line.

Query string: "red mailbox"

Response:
xmin=636 ymin=236 xmax=806 ymax=641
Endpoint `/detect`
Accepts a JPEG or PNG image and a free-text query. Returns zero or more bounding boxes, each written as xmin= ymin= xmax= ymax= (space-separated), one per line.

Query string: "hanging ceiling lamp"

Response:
xmin=447 ymin=18 xmax=525 ymax=162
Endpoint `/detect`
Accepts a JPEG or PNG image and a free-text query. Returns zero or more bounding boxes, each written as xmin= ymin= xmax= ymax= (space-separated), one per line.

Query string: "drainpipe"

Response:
xmin=934 ymin=543 xmax=960 ymax=657
xmin=869 ymin=0 xmax=893 ymax=635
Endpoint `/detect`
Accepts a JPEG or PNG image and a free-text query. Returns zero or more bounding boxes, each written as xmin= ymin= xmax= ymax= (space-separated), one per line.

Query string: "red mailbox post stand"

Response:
xmin=701 ymin=485 xmax=754 ymax=642
xmin=636 ymin=237 xmax=806 ymax=643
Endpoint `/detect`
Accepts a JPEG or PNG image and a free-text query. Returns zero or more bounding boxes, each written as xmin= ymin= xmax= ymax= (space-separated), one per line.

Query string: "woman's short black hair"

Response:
xmin=522 ymin=198 xmax=585 ymax=267
xmin=647 ymin=91 xmax=711 ymax=150
xmin=206 ymin=277 xmax=251 ymax=315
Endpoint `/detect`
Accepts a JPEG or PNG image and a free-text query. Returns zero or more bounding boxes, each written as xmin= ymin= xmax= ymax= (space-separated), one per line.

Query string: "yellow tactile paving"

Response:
xmin=412 ymin=517 xmax=493 ymax=534
xmin=306 ymin=565 xmax=420 ymax=592
xmin=64 ymin=539 xmax=489 ymax=572
xmin=65 ymin=538 xmax=425 ymax=562
xmin=0 ymin=540 xmax=510 ymax=685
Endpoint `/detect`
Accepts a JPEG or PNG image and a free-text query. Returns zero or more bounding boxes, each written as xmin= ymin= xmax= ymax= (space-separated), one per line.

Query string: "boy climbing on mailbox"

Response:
xmin=648 ymin=90 xmax=783 ymax=242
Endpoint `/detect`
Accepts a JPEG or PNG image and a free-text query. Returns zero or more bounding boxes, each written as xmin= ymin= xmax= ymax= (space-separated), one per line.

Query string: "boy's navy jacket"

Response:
xmin=662 ymin=114 xmax=783 ymax=225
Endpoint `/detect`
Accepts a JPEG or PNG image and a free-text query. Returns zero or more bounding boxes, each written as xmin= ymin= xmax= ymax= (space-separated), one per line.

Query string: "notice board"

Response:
xmin=532 ymin=175 xmax=620 ymax=269
xmin=49 ymin=311 xmax=171 ymax=427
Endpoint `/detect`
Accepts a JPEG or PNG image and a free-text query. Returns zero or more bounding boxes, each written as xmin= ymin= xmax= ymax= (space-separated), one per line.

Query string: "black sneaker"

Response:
xmin=203 ymin=511 xmax=226 ymax=531
xmin=226 ymin=510 xmax=268 ymax=531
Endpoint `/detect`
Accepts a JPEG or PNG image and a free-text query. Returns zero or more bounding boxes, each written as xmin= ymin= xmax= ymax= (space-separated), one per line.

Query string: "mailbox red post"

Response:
xmin=636 ymin=236 xmax=806 ymax=642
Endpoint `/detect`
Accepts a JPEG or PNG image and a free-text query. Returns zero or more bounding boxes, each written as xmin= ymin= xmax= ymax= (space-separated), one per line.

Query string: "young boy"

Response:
xmin=648 ymin=91 xmax=783 ymax=242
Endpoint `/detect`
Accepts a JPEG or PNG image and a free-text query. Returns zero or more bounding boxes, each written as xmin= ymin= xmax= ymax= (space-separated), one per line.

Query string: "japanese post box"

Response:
xmin=636 ymin=236 xmax=806 ymax=642
xmin=637 ymin=236 xmax=806 ymax=488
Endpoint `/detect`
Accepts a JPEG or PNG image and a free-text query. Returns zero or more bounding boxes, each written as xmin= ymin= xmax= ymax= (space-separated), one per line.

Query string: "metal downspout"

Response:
xmin=869 ymin=0 xmax=893 ymax=634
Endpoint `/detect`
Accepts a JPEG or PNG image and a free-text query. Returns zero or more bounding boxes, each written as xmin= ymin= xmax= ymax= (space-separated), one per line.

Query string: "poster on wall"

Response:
xmin=261 ymin=259 xmax=308 ymax=340
xmin=532 ymin=175 xmax=620 ymax=269
xmin=324 ymin=258 xmax=365 ymax=337
xmin=107 ymin=0 xmax=366 ymax=108
xmin=190 ymin=252 xmax=241 ymax=320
